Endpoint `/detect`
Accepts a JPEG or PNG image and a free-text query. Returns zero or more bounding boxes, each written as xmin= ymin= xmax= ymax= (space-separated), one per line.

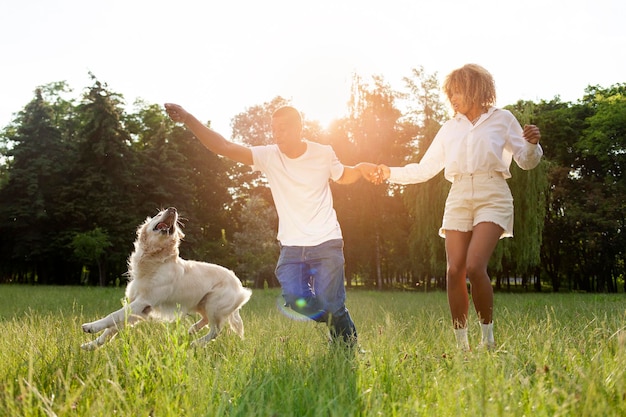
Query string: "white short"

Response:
xmin=439 ymin=171 xmax=514 ymax=239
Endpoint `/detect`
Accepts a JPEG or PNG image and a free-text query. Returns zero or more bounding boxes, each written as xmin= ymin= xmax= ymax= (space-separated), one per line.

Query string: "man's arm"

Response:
xmin=164 ymin=103 xmax=253 ymax=165
xmin=335 ymin=163 xmax=378 ymax=185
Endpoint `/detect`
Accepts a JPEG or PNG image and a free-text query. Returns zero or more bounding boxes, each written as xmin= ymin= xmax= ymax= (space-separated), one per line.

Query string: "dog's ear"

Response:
xmin=137 ymin=216 xmax=152 ymax=241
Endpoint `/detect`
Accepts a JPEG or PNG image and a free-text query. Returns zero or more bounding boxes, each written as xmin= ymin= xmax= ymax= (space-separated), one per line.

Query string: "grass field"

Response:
xmin=0 ymin=285 xmax=624 ymax=416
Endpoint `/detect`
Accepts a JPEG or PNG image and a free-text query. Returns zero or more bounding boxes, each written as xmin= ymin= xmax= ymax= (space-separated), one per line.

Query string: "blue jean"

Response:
xmin=275 ymin=238 xmax=357 ymax=344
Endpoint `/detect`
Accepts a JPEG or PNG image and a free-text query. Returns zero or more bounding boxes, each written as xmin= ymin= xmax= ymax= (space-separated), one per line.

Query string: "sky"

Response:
xmin=1 ymin=0 xmax=624 ymax=136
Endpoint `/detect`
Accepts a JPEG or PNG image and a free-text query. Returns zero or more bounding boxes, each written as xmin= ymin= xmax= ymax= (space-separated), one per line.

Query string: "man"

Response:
xmin=164 ymin=103 xmax=374 ymax=347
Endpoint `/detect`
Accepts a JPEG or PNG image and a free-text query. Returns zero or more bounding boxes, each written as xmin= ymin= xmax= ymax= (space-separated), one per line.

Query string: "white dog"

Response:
xmin=81 ymin=207 xmax=252 ymax=350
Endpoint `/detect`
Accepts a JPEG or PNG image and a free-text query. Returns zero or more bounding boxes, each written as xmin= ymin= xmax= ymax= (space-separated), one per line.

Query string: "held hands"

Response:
xmin=357 ymin=163 xmax=390 ymax=185
xmin=164 ymin=103 xmax=189 ymax=124
xmin=523 ymin=124 xmax=541 ymax=145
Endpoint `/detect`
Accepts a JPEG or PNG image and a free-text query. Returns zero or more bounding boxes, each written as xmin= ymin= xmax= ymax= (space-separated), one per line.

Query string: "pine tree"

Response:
xmin=62 ymin=76 xmax=139 ymax=285
xmin=0 ymin=88 xmax=74 ymax=283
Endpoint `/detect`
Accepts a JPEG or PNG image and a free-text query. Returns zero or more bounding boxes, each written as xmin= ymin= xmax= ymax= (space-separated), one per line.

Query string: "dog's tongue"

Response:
xmin=156 ymin=222 xmax=170 ymax=231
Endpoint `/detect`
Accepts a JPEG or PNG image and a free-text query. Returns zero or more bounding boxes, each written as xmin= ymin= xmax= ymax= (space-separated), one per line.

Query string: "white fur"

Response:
xmin=81 ymin=207 xmax=252 ymax=350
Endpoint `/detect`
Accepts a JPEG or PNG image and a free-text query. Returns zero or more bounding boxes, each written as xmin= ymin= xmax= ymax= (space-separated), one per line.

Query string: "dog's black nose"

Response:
xmin=167 ymin=207 xmax=177 ymax=213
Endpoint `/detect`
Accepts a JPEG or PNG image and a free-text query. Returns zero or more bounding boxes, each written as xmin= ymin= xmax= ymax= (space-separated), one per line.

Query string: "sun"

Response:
xmin=281 ymin=55 xmax=355 ymax=129
xmin=295 ymin=77 xmax=352 ymax=128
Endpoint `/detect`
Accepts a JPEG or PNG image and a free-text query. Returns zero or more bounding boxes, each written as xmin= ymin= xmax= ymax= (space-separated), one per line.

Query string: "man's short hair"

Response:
xmin=272 ymin=106 xmax=302 ymax=125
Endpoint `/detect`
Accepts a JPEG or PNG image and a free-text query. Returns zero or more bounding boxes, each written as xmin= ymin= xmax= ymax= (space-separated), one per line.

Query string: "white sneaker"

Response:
xmin=454 ymin=327 xmax=470 ymax=351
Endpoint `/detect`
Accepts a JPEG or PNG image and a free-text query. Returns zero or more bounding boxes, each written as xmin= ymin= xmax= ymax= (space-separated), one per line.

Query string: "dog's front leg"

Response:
xmin=81 ymin=327 xmax=119 ymax=350
xmin=82 ymin=299 xmax=150 ymax=334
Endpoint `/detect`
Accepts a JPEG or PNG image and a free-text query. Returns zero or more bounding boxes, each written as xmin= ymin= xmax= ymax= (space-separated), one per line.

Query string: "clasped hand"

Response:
xmin=357 ymin=163 xmax=389 ymax=185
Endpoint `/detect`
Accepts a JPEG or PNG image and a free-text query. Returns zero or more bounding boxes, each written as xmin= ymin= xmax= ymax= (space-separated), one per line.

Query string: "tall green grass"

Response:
xmin=0 ymin=285 xmax=624 ymax=416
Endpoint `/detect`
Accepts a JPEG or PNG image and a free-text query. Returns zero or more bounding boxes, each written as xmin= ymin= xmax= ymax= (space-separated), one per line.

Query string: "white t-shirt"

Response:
xmin=389 ymin=107 xmax=543 ymax=184
xmin=251 ymin=140 xmax=345 ymax=246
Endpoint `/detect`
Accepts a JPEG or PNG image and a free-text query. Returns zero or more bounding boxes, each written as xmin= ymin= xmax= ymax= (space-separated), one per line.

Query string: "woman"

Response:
xmin=370 ymin=64 xmax=543 ymax=350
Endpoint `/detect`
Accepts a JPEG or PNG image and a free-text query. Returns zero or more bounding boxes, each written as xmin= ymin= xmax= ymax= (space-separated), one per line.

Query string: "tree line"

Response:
xmin=0 ymin=70 xmax=624 ymax=293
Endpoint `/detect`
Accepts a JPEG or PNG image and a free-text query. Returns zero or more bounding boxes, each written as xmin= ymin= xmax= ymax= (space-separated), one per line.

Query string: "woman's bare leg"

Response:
xmin=445 ymin=230 xmax=472 ymax=329
xmin=465 ymin=222 xmax=503 ymax=324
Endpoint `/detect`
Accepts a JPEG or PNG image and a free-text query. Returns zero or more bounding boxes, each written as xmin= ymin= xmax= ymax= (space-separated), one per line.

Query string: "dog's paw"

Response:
xmin=82 ymin=323 xmax=96 ymax=333
xmin=81 ymin=341 xmax=99 ymax=351
xmin=190 ymin=338 xmax=210 ymax=348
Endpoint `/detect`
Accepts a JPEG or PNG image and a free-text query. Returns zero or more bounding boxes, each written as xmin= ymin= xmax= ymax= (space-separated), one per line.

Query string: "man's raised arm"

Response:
xmin=164 ymin=103 xmax=253 ymax=165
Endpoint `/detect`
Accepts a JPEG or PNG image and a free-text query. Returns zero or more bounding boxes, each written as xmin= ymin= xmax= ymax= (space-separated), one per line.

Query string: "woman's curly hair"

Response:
xmin=443 ymin=64 xmax=496 ymax=112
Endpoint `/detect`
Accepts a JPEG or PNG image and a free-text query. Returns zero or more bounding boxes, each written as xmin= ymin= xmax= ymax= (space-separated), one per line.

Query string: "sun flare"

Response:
xmin=282 ymin=55 xmax=355 ymax=129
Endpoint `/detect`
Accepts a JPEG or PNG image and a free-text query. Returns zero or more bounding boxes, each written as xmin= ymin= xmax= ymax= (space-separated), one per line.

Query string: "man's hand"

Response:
xmin=164 ymin=103 xmax=189 ymax=124
xmin=356 ymin=163 xmax=379 ymax=182
xmin=357 ymin=163 xmax=389 ymax=185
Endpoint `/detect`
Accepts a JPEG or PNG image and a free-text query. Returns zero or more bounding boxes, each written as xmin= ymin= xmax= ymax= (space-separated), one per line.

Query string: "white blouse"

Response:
xmin=388 ymin=107 xmax=543 ymax=184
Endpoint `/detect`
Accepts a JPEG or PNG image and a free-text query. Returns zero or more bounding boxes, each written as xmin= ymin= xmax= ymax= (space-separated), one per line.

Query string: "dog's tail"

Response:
xmin=228 ymin=309 xmax=245 ymax=338
xmin=240 ymin=287 xmax=252 ymax=305
xmin=229 ymin=288 xmax=251 ymax=338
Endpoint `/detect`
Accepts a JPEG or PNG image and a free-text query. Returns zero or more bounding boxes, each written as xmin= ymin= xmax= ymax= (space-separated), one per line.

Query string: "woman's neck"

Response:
xmin=465 ymin=105 xmax=487 ymax=124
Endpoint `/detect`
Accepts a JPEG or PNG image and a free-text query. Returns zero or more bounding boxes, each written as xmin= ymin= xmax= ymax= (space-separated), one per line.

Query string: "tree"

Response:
xmin=60 ymin=75 xmax=140 ymax=285
xmin=0 ymin=87 xmax=76 ymax=283
xmin=399 ymin=67 xmax=449 ymax=290
xmin=494 ymin=101 xmax=549 ymax=290
xmin=232 ymin=195 xmax=279 ymax=288
xmin=70 ymin=228 xmax=112 ymax=286
xmin=2 ymin=73 xmax=625 ymax=293
xmin=570 ymin=85 xmax=626 ymax=291
xmin=330 ymin=74 xmax=411 ymax=289
xmin=125 ymin=101 xmax=236 ymax=266
xmin=125 ymin=100 xmax=193 ymax=211
xmin=535 ymin=86 xmax=626 ymax=292
xmin=532 ymin=99 xmax=589 ymax=291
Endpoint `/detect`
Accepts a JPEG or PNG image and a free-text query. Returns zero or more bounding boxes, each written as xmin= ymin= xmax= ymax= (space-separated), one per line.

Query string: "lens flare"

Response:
xmin=276 ymin=296 xmax=309 ymax=321
xmin=275 ymin=296 xmax=326 ymax=322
